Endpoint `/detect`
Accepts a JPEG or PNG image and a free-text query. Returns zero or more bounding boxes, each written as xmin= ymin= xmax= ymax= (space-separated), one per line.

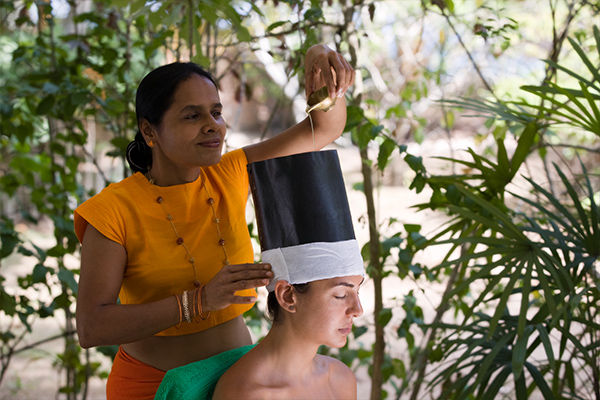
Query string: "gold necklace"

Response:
xmin=148 ymin=169 xmax=230 ymax=288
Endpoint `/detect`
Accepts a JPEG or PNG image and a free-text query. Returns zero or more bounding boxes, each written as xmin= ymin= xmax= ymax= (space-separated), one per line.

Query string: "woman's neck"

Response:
xmin=258 ymin=323 xmax=321 ymax=380
xmin=146 ymin=165 xmax=201 ymax=187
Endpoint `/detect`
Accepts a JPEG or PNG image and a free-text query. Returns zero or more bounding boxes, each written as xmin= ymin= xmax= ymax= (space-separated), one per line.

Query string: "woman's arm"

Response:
xmin=243 ymin=44 xmax=355 ymax=164
xmin=76 ymin=225 xmax=179 ymax=347
xmin=75 ymin=225 xmax=272 ymax=348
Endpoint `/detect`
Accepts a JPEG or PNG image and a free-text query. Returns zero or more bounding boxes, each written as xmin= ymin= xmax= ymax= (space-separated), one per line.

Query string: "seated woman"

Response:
xmin=213 ymin=150 xmax=365 ymax=400
xmin=213 ymin=275 xmax=363 ymax=400
xmin=155 ymin=150 xmax=364 ymax=400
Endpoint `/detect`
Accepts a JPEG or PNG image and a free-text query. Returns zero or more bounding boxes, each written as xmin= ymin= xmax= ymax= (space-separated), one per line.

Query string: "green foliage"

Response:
xmin=1 ymin=1 xmax=599 ymax=400
xmin=403 ymin=24 xmax=600 ymax=400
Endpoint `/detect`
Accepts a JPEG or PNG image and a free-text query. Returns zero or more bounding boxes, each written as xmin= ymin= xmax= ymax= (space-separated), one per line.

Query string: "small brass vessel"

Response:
xmin=306 ymin=86 xmax=336 ymax=113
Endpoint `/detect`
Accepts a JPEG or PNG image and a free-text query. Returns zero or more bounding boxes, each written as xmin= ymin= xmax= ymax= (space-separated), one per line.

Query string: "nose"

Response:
xmin=202 ymin=114 xmax=220 ymax=134
xmin=348 ymin=293 xmax=363 ymax=318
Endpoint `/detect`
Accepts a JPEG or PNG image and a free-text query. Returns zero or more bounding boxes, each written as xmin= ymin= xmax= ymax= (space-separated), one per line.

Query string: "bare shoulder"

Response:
xmin=318 ymin=354 xmax=357 ymax=399
xmin=213 ymin=356 xmax=254 ymax=399
xmin=213 ymin=370 xmax=279 ymax=400
xmin=213 ymin=350 xmax=275 ymax=400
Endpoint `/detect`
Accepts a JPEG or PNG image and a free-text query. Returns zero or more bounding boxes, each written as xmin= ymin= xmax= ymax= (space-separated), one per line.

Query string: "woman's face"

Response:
xmin=294 ymin=275 xmax=364 ymax=348
xmin=150 ymin=74 xmax=227 ymax=174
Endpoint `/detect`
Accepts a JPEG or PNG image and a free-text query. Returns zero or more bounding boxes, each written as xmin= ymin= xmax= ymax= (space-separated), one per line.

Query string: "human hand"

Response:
xmin=202 ymin=263 xmax=272 ymax=312
xmin=304 ymin=44 xmax=355 ymax=100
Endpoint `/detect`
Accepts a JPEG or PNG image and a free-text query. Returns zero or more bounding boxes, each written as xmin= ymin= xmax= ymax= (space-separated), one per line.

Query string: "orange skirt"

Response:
xmin=106 ymin=346 xmax=166 ymax=400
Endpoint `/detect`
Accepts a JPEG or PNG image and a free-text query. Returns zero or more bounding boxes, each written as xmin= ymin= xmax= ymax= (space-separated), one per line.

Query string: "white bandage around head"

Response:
xmin=263 ymin=239 xmax=364 ymax=291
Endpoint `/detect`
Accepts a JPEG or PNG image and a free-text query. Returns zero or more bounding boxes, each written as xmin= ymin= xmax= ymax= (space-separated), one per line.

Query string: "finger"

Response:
xmin=307 ymin=60 xmax=325 ymax=95
xmin=315 ymin=56 xmax=336 ymax=98
xmin=305 ymin=62 xmax=316 ymax=94
xmin=234 ymin=277 xmax=271 ymax=290
xmin=227 ymin=263 xmax=272 ymax=273
xmin=339 ymin=58 xmax=355 ymax=94
xmin=332 ymin=56 xmax=354 ymax=98
xmin=231 ymin=269 xmax=273 ymax=285
xmin=230 ymin=295 xmax=258 ymax=305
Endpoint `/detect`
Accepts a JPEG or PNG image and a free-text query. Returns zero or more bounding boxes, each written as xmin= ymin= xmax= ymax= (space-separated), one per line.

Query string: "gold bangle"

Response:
xmin=198 ymin=285 xmax=211 ymax=321
xmin=191 ymin=287 xmax=196 ymax=322
xmin=182 ymin=290 xmax=192 ymax=323
xmin=173 ymin=294 xmax=182 ymax=329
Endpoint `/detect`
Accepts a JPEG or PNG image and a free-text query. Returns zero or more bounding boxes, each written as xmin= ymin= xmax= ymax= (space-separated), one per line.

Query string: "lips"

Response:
xmin=198 ymin=138 xmax=221 ymax=148
xmin=339 ymin=325 xmax=353 ymax=335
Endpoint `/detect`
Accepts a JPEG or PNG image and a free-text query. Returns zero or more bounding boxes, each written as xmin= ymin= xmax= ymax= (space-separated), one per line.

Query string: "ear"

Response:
xmin=274 ymin=280 xmax=296 ymax=313
xmin=139 ymin=118 xmax=156 ymax=146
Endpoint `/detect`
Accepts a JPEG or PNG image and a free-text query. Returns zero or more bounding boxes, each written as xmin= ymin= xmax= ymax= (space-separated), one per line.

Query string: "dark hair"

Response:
xmin=125 ymin=62 xmax=218 ymax=173
xmin=267 ymin=283 xmax=310 ymax=324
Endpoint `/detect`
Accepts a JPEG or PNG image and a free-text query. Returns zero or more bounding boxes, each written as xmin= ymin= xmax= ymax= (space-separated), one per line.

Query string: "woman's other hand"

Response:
xmin=202 ymin=263 xmax=273 ymax=312
xmin=304 ymin=44 xmax=355 ymax=100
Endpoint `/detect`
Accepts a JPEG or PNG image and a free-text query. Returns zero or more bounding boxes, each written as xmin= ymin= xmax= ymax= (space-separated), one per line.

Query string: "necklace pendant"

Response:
xmin=194 ymin=280 xmax=201 ymax=288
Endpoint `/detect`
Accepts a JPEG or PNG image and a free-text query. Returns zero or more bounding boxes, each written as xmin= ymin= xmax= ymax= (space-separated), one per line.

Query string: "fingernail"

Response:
xmin=262 ymin=279 xmax=270 ymax=285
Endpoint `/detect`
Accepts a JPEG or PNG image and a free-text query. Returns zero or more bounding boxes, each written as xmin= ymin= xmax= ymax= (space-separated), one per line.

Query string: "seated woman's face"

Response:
xmin=294 ymin=275 xmax=363 ymax=348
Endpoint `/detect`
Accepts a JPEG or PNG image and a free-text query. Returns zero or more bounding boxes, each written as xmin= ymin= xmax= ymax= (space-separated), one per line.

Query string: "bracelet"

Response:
xmin=197 ymin=285 xmax=211 ymax=321
xmin=182 ymin=290 xmax=192 ymax=323
xmin=191 ymin=287 xmax=197 ymax=322
xmin=173 ymin=294 xmax=182 ymax=329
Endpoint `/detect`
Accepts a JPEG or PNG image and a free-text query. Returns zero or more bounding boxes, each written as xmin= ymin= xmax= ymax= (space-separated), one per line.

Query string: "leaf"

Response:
xmin=353 ymin=325 xmax=368 ymax=339
xmin=512 ymin=325 xmax=532 ymax=380
xmin=0 ymin=289 xmax=17 ymax=315
xmin=496 ymin=138 xmax=510 ymax=178
xmin=535 ymin=324 xmax=555 ymax=371
xmin=32 ymin=264 xmax=48 ymax=284
xmin=579 ymin=81 xmax=600 ymax=136
xmin=510 ymin=121 xmax=537 ymax=175
xmin=377 ymin=138 xmax=396 ymax=171
xmin=267 ymin=21 xmax=287 ymax=31
xmin=0 ymin=227 xmax=20 ymax=259
xmin=42 ymin=82 xmax=60 ymax=94
xmin=404 ymin=154 xmax=423 ymax=172
xmin=378 ymin=308 xmax=393 ymax=327
xmin=57 ymin=268 xmax=78 ymax=294
xmin=344 ymin=105 xmax=364 ymax=131
xmin=567 ymin=36 xmax=600 ymax=85
xmin=482 ymin=365 xmax=511 ymax=399
xmin=36 ymin=95 xmax=56 ymax=115
xmin=524 ymin=362 xmax=554 ymax=400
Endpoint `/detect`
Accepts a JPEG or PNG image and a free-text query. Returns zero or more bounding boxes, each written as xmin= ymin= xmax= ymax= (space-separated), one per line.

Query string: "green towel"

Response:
xmin=154 ymin=344 xmax=255 ymax=400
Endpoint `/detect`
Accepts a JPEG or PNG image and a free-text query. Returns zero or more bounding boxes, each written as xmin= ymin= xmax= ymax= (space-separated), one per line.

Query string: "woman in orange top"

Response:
xmin=74 ymin=43 xmax=354 ymax=400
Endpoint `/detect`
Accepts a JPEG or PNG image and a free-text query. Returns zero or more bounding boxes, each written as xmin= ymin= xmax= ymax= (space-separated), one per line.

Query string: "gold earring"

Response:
xmin=148 ymin=140 xmax=154 ymax=147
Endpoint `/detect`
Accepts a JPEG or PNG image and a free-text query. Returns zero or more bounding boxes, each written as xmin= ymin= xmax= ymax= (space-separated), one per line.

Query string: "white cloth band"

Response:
xmin=263 ymin=239 xmax=364 ymax=292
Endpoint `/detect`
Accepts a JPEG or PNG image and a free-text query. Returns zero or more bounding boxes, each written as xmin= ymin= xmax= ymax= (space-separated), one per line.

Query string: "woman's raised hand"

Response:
xmin=304 ymin=44 xmax=355 ymax=101
xmin=201 ymin=263 xmax=273 ymax=312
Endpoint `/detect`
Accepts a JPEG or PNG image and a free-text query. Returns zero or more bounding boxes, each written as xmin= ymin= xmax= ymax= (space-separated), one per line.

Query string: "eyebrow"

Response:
xmin=180 ymin=103 xmax=223 ymax=112
xmin=332 ymin=277 xmax=364 ymax=289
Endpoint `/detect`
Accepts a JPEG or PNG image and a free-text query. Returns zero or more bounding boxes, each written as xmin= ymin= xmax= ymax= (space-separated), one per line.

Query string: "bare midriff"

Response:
xmin=122 ymin=315 xmax=252 ymax=371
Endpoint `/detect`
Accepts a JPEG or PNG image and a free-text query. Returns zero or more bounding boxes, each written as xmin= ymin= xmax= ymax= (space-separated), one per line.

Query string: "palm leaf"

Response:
xmin=479 ymin=365 xmax=511 ymax=400
xmin=524 ymin=362 xmax=555 ymax=400
xmin=567 ymin=35 xmax=600 ymax=87
xmin=542 ymin=57 xmax=600 ymax=94
xmin=580 ymin=82 xmax=600 ymax=136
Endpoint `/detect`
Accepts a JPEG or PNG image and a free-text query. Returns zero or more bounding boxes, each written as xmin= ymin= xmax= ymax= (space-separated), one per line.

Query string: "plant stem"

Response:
xmin=406 ymin=243 xmax=465 ymax=400
xmin=359 ymin=146 xmax=385 ymax=400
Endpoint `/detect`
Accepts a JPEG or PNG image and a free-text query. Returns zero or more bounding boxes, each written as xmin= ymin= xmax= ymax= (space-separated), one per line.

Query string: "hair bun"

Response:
xmin=126 ymin=132 xmax=152 ymax=173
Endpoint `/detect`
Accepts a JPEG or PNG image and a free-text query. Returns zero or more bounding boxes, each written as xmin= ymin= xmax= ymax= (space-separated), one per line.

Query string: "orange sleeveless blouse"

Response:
xmin=74 ymin=149 xmax=256 ymax=336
